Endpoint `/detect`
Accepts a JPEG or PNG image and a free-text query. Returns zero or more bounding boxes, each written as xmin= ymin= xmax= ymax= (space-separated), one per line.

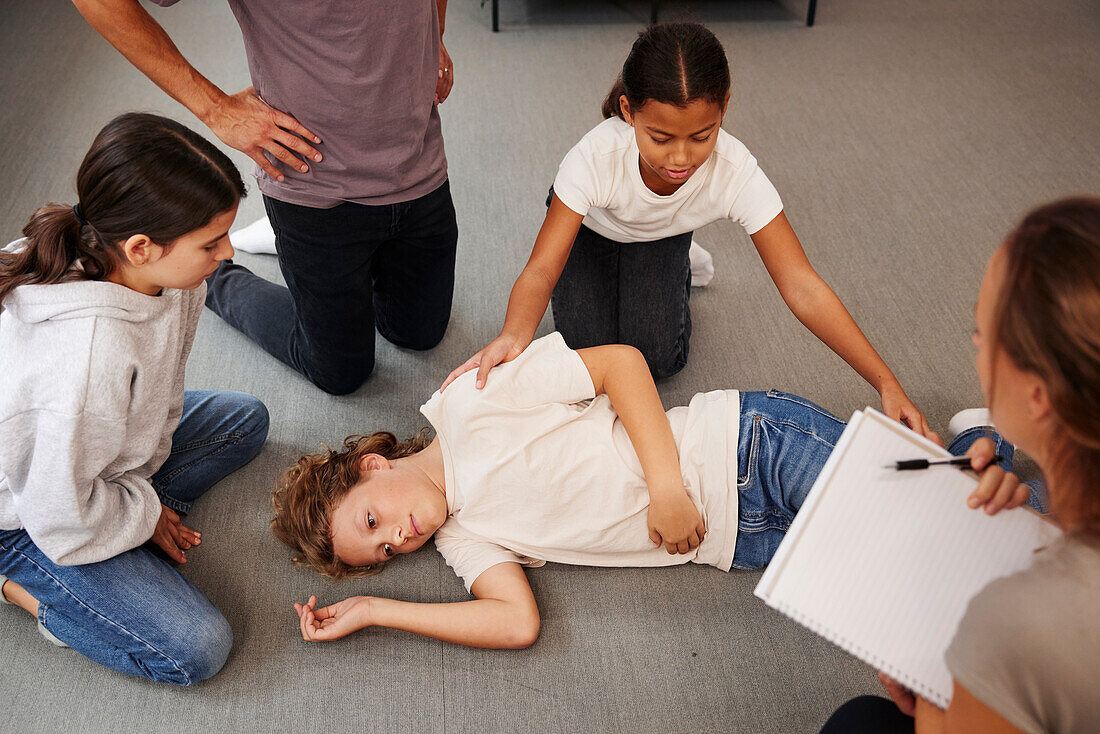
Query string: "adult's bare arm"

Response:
xmin=72 ymin=0 xmax=322 ymax=181
xmin=435 ymin=0 xmax=453 ymax=104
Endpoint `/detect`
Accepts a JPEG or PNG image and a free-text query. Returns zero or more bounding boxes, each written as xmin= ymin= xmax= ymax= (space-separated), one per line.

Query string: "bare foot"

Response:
xmin=1 ymin=578 xmax=40 ymax=616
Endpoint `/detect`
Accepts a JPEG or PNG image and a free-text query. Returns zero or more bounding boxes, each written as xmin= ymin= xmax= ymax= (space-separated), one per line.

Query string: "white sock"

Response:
xmin=230 ymin=216 xmax=277 ymax=255
xmin=948 ymin=408 xmax=993 ymax=437
xmin=689 ymin=239 xmax=714 ymax=287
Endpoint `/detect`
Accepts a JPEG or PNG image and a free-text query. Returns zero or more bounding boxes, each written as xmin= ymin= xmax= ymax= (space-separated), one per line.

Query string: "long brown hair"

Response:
xmin=601 ymin=22 xmax=731 ymax=120
xmin=0 ymin=112 xmax=245 ymax=304
xmin=992 ymin=196 xmax=1100 ymax=537
xmin=271 ymin=430 xmax=433 ymax=579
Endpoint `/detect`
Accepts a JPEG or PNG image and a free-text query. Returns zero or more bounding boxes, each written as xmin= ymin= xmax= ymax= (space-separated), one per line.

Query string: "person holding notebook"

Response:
xmin=821 ymin=197 xmax=1100 ymax=733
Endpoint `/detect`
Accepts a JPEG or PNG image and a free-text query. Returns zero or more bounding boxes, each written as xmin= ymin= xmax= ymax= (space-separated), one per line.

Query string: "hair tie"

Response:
xmin=72 ymin=204 xmax=88 ymax=226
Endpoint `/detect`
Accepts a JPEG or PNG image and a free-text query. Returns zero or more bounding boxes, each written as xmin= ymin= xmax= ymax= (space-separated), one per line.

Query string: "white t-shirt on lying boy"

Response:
xmin=551 ymin=116 xmax=784 ymax=243
xmin=420 ymin=332 xmax=741 ymax=592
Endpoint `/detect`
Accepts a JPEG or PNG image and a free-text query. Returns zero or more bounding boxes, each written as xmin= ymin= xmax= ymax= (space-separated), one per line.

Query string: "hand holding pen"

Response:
xmin=894 ymin=436 xmax=1030 ymax=515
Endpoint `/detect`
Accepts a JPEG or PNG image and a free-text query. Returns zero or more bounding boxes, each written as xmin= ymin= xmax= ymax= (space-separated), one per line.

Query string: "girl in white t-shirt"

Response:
xmin=446 ymin=22 xmax=933 ymax=439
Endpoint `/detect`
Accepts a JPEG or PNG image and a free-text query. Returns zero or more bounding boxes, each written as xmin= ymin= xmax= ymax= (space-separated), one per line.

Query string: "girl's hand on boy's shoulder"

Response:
xmin=440 ymin=334 xmax=529 ymax=392
xmin=150 ymin=504 xmax=200 ymax=564
xmin=647 ymin=489 xmax=706 ymax=555
xmin=964 ymin=438 xmax=1029 ymax=515
xmin=294 ymin=594 xmax=372 ymax=642
xmin=880 ymin=385 xmax=940 ymax=445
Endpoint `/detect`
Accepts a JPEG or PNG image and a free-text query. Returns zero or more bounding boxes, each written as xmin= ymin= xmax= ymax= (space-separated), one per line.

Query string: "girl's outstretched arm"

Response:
xmin=749 ymin=212 xmax=935 ymax=439
xmin=442 ymin=195 xmax=584 ymax=391
xmin=576 ymin=344 xmax=706 ymax=554
xmin=295 ymin=561 xmax=540 ymax=649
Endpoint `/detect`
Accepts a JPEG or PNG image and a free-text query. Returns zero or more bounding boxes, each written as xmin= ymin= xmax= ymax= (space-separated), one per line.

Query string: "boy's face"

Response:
xmin=329 ymin=456 xmax=447 ymax=568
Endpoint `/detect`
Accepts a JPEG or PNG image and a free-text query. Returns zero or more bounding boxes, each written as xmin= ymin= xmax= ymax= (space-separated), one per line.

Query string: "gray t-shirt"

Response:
xmin=154 ymin=0 xmax=447 ymax=208
xmin=945 ymin=537 xmax=1100 ymax=733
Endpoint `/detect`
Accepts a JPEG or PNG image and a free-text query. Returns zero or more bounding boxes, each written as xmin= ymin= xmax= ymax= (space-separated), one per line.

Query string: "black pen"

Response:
xmin=891 ymin=455 xmax=1003 ymax=471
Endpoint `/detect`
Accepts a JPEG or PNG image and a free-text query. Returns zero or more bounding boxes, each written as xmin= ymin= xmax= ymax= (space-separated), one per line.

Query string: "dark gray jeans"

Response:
xmin=205 ymin=180 xmax=458 ymax=395
xmin=549 ymin=191 xmax=693 ymax=379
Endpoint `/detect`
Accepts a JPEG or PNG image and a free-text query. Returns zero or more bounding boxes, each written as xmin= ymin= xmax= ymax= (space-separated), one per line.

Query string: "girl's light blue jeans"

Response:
xmin=0 ymin=390 xmax=268 ymax=685
xmin=730 ymin=390 xmax=1044 ymax=570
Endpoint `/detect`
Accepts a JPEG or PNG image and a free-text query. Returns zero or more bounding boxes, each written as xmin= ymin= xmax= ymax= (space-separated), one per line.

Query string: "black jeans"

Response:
xmin=819 ymin=696 xmax=914 ymax=734
xmin=549 ymin=185 xmax=692 ymax=379
xmin=206 ymin=180 xmax=458 ymax=395
xmin=550 ymin=227 xmax=692 ymax=379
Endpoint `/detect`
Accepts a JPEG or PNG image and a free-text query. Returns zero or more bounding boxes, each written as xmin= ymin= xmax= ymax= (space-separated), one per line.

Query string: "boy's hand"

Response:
xmin=294 ymin=595 xmax=372 ymax=642
xmin=964 ymin=437 xmax=1029 ymax=515
xmin=150 ymin=504 xmax=201 ymax=564
xmin=647 ymin=490 xmax=706 ymax=555
xmin=441 ymin=333 xmax=529 ymax=392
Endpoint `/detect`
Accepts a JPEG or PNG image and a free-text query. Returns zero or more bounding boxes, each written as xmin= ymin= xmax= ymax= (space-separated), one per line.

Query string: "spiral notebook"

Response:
xmin=754 ymin=408 xmax=1060 ymax=708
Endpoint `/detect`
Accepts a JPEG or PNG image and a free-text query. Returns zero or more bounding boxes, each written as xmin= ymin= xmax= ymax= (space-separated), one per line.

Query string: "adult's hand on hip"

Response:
xmin=205 ymin=87 xmax=323 ymax=182
xmin=435 ymin=41 xmax=454 ymax=104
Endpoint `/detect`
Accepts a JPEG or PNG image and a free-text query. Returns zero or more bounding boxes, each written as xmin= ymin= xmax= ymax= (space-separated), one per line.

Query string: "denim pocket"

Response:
xmin=737 ymin=414 xmax=761 ymax=489
xmin=737 ymin=508 xmax=792 ymax=533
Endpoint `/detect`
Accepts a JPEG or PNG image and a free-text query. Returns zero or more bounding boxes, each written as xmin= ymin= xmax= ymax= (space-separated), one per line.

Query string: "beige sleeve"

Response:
xmin=945 ymin=561 xmax=1097 ymax=734
xmin=434 ymin=522 xmax=542 ymax=593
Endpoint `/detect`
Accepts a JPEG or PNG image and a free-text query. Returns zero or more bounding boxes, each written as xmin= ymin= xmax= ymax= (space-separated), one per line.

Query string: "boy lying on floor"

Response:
xmin=273 ymin=332 xmax=845 ymax=648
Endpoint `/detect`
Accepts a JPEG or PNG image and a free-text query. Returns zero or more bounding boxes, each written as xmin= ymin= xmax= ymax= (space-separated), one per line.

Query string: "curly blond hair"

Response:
xmin=271 ymin=429 xmax=432 ymax=579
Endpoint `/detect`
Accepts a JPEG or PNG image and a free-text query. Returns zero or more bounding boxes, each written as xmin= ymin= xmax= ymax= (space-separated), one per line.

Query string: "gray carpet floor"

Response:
xmin=1 ymin=0 xmax=1097 ymax=731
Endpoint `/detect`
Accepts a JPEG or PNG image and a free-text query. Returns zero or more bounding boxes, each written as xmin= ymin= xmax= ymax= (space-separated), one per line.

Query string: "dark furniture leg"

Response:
xmin=488 ymin=0 xmax=814 ymax=33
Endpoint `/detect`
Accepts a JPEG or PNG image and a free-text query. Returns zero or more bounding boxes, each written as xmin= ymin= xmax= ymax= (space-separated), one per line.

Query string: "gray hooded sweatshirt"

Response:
xmin=0 ymin=271 xmax=204 ymax=565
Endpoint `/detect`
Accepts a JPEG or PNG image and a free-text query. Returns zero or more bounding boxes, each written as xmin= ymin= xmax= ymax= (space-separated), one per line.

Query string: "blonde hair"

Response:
xmin=271 ymin=429 xmax=432 ymax=579
xmin=992 ymin=196 xmax=1100 ymax=537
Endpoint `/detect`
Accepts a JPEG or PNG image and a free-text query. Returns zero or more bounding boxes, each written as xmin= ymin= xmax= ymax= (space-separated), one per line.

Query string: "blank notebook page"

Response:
xmin=755 ymin=409 xmax=1060 ymax=708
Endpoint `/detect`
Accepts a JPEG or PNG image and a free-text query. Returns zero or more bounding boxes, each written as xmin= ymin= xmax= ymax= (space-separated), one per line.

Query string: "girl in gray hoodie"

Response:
xmin=0 ymin=113 xmax=269 ymax=685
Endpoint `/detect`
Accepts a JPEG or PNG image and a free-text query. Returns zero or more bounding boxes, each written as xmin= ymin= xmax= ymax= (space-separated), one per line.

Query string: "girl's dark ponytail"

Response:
xmin=0 ymin=203 xmax=122 ymax=303
xmin=0 ymin=112 xmax=245 ymax=305
xmin=601 ymin=76 xmax=628 ymax=120
xmin=601 ymin=22 xmax=731 ymax=120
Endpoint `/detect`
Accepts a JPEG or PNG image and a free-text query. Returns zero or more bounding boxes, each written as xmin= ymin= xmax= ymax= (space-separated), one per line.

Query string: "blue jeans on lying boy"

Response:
xmin=729 ymin=391 xmax=1045 ymax=570
xmin=731 ymin=390 xmax=846 ymax=569
xmin=950 ymin=424 xmax=1048 ymax=513
xmin=0 ymin=390 xmax=268 ymax=685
